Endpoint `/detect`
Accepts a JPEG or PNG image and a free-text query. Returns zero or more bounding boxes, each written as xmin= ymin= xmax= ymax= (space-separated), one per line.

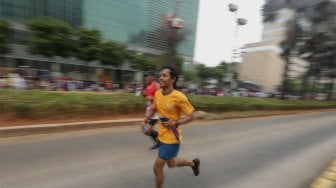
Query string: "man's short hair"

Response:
xmin=144 ymin=70 xmax=155 ymax=77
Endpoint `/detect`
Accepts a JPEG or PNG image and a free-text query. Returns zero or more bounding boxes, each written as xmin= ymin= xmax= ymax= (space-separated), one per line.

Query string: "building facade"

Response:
xmin=0 ymin=0 xmax=199 ymax=86
xmin=82 ymin=0 xmax=199 ymax=60
xmin=239 ymin=9 xmax=308 ymax=91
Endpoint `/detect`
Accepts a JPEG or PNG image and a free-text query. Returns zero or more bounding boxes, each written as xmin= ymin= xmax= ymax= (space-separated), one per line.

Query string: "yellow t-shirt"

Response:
xmin=153 ymin=89 xmax=195 ymax=144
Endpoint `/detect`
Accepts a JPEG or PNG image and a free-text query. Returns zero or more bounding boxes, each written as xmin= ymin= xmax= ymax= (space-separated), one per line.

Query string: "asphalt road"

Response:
xmin=1 ymin=111 xmax=335 ymax=188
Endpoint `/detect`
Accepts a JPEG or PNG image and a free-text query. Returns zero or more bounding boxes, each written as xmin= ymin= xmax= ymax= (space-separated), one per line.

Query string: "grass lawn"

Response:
xmin=1 ymin=89 xmax=335 ymax=119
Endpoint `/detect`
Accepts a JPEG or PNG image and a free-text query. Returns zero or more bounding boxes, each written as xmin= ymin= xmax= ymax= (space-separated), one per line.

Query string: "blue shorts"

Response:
xmin=158 ymin=143 xmax=180 ymax=160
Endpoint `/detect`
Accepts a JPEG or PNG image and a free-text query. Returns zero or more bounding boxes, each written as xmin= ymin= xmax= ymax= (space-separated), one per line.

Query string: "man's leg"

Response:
xmin=167 ymin=157 xmax=193 ymax=168
xmin=167 ymin=157 xmax=200 ymax=176
xmin=153 ymin=157 xmax=166 ymax=188
xmin=148 ymin=119 xmax=159 ymax=149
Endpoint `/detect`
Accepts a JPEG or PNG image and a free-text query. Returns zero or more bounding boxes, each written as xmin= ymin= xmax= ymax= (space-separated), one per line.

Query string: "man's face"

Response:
xmin=144 ymin=75 xmax=153 ymax=84
xmin=159 ymin=68 xmax=175 ymax=88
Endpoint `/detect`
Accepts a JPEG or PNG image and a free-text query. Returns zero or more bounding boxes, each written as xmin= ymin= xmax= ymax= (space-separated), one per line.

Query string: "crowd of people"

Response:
xmin=0 ymin=74 xmax=128 ymax=92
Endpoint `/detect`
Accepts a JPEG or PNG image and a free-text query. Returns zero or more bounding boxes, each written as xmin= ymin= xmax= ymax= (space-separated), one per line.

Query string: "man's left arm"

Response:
xmin=163 ymin=112 xmax=194 ymax=129
xmin=174 ymin=113 xmax=194 ymax=127
xmin=164 ymin=96 xmax=195 ymax=129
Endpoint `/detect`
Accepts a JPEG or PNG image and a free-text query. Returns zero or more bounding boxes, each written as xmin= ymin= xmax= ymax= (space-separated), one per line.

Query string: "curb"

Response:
xmin=0 ymin=112 xmax=278 ymax=138
xmin=0 ymin=109 xmax=334 ymax=138
xmin=202 ymin=109 xmax=335 ymax=121
xmin=0 ymin=119 xmax=142 ymax=138
xmin=311 ymin=159 xmax=336 ymax=188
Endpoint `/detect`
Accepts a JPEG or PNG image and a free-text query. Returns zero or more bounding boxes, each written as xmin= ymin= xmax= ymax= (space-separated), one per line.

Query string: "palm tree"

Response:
xmin=0 ymin=19 xmax=13 ymax=55
xmin=263 ymin=0 xmax=336 ymax=100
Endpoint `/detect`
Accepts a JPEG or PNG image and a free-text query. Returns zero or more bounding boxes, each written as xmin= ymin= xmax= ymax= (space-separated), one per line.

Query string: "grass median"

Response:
xmin=0 ymin=89 xmax=335 ymax=120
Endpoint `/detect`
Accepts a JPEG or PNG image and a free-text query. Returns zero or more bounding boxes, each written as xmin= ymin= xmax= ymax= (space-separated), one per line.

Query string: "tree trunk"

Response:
xmin=168 ymin=27 xmax=177 ymax=68
xmin=281 ymin=55 xmax=290 ymax=100
xmin=0 ymin=55 xmax=5 ymax=68
xmin=301 ymin=62 xmax=313 ymax=100
xmin=327 ymin=78 xmax=335 ymax=100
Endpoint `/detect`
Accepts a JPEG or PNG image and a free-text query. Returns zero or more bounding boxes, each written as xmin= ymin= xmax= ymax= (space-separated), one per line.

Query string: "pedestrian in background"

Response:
xmin=142 ymin=66 xmax=200 ymax=188
xmin=142 ymin=70 xmax=160 ymax=150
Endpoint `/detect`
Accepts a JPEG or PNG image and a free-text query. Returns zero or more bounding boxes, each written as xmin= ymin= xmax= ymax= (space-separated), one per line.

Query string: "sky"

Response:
xmin=194 ymin=0 xmax=265 ymax=67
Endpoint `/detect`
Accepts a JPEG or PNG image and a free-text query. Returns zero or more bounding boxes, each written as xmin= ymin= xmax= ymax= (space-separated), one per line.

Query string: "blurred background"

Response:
xmin=1 ymin=2 xmax=335 ymax=188
xmin=0 ymin=0 xmax=335 ymax=100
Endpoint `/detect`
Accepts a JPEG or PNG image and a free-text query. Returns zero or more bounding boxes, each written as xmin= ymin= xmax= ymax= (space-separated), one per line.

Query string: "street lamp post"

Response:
xmin=228 ymin=3 xmax=247 ymax=63
xmin=227 ymin=3 xmax=247 ymax=89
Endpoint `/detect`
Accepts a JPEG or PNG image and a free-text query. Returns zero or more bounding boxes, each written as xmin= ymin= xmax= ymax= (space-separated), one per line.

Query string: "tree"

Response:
xmin=0 ymin=19 xmax=13 ymax=55
xmin=159 ymin=51 xmax=184 ymax=73
xmin=129 ymin=15 xmax=189 ymax=72
xmin=27 ymin=17 xmax=74 ymax=57
xmin=196 ymin=64 xmax=225 ymax=84
xmin=279 ymin=20 xmax=298 ymax=99
xmin=196 ymin=64 xmax=211 ymax=83
xmin=217 ymin=61 xmax=228 ymax=71
xmin=263 ymin=0 xmax=320 ymax=22
xmin=298 ymin=1 xmax=336 ymax=100
xmin=285 ymin=78 xmax=303 ymax=94
xmin=73 ymin=27 xmax=102 ymax=62
xmin=263 ymin=0 xmax=336 ymax=100
xmin=211 ymin=63 xmax=228 ymax=83
xmin=212 ymin=66 xmax=226 ymax=82
xmin=129 ymin=54 xmax=157 ymax=71
xmin=182 ymin=69 xmax=196 ymax=83
xmin=154 ymin=25 xmax=189 ymax=69
xmin=100 ymin=41 xmax=128 ymax=67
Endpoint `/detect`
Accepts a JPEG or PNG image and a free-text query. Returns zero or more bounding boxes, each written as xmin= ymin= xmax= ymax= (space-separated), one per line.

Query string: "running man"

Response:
xmin=142 ymin=66 xmax=200 ymax=188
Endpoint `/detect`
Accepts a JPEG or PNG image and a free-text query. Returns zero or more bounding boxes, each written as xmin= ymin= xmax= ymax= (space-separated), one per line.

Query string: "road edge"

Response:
xmin=0 ymin=109 xmax=335 ymax=138
xmin=0 ymin=119 xmax=142 ymax=138
xmin=311 ymin=159 xmax=336 ymax=188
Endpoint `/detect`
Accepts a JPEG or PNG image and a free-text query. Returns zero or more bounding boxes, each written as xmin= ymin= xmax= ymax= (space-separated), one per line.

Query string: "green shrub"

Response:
xmin=0 ymin=89 xmax=335 ymax=119
xmin=14 ymin=103 xmax=33 ymax=118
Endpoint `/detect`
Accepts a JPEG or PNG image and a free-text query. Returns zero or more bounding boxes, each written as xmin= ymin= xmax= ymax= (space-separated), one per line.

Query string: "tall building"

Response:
xmin=239 ymin=9 xmax=307 ymax=91
xmin=0 ymin=0 xmax=199 ymax=85
xmin=82 ymin=0 xmax=199 ymax=60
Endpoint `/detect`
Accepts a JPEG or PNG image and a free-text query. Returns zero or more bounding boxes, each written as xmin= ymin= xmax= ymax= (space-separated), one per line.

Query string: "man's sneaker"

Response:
xmin=192 ymin=158 xmax=200 ymax=176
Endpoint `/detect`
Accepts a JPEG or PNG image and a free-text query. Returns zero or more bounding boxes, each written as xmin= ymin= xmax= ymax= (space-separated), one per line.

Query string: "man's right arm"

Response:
xmin=141 ymin=88 xmax=146 ymax=97
xmin=142 ymin=107 xmax=155 ymax=126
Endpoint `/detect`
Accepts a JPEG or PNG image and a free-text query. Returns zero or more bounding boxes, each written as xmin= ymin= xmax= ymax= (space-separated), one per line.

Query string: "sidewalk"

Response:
xmin=311 ymin=159 xmax=336 ymax=188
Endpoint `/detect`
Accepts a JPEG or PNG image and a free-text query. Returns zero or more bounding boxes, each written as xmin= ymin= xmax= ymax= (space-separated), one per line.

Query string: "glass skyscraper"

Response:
xmin=1 ymin=0 xmax=199 ymax=59
xmin=0 ymin=0 xmax=83 ymax=27
xmin=82 ymin=0 xmax=199 ymax=59
xmin=0 ymin=0 xmax=199 ymax=84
